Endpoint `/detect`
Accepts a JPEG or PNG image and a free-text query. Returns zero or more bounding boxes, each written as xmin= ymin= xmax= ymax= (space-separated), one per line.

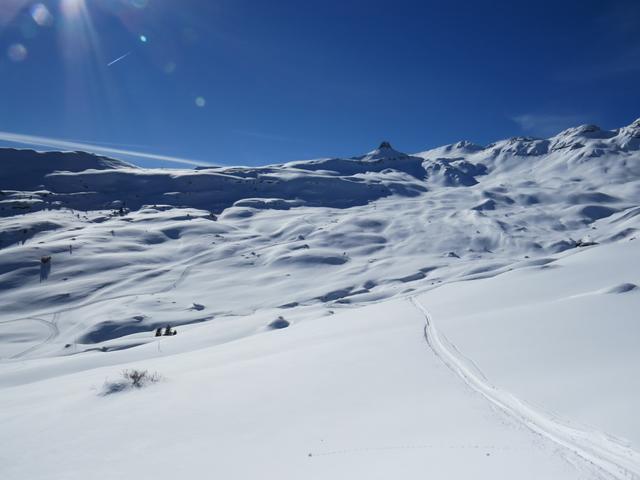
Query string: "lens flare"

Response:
xmin=7 ymin=43 xmax=28 ymax=62
xmin=30 ymin=3 xmax=54 ymax=27
xmin=3 ymin=0 xmax=164 ymax=143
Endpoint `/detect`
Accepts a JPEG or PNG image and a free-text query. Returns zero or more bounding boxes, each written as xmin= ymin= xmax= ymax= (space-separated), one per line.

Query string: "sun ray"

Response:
xmin=56 ymin=0 xmax=123 ymax=129
xmin=60 ymin=0 xmax=85 ymax=19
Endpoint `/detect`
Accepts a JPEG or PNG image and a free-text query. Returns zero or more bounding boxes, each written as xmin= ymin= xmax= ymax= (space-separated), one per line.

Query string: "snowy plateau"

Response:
xmin=1 ymin=119 xmax=640 ymax=479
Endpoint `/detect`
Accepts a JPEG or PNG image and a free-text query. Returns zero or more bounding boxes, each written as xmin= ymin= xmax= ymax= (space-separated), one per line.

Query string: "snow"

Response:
xmin=0 ymin=301 xmax=603 ymax=480
xmin=1 ymin=118 xmax=640 ymax=479
xmin=418 ymin=239 xmax=640 ymax=452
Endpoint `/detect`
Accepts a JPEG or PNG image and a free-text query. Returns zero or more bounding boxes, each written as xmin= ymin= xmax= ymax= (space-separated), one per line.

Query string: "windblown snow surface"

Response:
xmin=1 ymin=120 xmax=640 ymax=479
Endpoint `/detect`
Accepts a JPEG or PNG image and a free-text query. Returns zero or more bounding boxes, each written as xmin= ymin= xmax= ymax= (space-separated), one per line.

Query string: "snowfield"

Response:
xmin=1 ymin=119 xmax=639 ymax=479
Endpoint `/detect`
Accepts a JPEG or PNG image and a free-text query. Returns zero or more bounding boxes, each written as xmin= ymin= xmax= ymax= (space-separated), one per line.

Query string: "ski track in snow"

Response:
xmin=310 ymin=443 xmax=516 ymax=457
xmin=0 ymin=315 xmax=59 ymax=359
xmin=410 ymin=297 xmax=640 ymax=480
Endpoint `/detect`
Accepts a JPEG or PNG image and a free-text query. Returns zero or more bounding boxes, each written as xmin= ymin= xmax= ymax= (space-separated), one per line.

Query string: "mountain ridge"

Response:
xmin=1 ymin=118 xmax=640 ymax=480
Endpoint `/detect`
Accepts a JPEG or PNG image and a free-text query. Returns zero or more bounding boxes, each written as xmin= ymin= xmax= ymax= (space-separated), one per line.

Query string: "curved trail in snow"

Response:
xmin=0 ymin=316 xmax=59 ymax=360
xmin=410 ymin=297 xmax=640 ymax=480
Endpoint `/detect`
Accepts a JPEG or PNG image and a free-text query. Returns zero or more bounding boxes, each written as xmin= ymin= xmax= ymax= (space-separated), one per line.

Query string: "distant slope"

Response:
xmin=0 ymin=149 xmax=134 ymax=191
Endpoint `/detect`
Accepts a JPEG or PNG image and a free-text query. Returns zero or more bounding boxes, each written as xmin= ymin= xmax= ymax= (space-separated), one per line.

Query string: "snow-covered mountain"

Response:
xmin=1 ymin=119 xmax=639 ymax=480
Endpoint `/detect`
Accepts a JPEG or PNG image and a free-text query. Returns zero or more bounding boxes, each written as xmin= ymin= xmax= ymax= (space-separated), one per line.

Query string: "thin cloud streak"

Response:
xmin=511 ymin=113 xmax=591 ymax=138
xmin=0 ymin=131 xmax=216 ymax=167
xmin=107 ymin=51 xmax=132 ymax=67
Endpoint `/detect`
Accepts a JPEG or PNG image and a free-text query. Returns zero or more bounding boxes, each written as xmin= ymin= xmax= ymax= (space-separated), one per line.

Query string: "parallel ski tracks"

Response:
xmin=410 ymin=297 xmax=640 ymax=480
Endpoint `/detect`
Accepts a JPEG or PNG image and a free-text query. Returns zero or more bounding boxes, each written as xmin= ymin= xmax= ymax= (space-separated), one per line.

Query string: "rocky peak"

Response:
xmin=355 ymin=141 xmax=410 ymax=162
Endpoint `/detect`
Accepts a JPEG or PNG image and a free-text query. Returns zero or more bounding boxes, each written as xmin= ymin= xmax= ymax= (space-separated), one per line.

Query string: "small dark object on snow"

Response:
xmin=163 ymin=325 xmax=177 ymax=336
xmin=268 ymin=316 xmax=290 ymax=330
xmin=155 ymin=328 xmax=162 ymax=337
xmin=576 ymin=240 xmax=599 ymax=247
xmin=40 ymin=256 xmax=52 ymax=282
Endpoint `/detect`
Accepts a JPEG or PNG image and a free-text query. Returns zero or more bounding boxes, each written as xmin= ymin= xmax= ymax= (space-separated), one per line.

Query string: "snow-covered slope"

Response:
xmin=0 ymin=300 xmax=609 ymax=480
xmin=417 ymin=239 xmax=640 ymax=473
xmin=0 ymin=148 xmax=134 ymax=191
xmin=1 ymin=119 xmax=639 ymax=479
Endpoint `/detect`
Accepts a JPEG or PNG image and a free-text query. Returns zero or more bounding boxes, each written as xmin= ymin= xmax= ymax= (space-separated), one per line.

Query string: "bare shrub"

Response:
xmin=101 ymin=369 xmax=161 ymax=396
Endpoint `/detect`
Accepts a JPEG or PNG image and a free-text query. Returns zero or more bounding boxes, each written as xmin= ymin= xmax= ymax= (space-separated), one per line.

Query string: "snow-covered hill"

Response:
xmin=1 ymin=119 xmax=639 ymax=479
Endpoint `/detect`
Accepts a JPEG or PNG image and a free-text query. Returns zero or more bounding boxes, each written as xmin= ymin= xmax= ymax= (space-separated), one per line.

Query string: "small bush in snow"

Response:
xmin=101 ymin=369 xmax=161 ymax=396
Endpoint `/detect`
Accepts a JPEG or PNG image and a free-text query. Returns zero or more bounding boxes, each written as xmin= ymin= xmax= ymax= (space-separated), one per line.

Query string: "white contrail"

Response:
xmin=0 ymin=131 xmax=217 ymax=167
xmin=107 ymin=51 xmax=132 ymax=67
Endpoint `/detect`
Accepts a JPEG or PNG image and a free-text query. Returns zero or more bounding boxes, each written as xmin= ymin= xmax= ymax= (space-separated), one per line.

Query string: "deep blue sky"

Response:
xmin=0 ymin=0 xmax=639 ymax=167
